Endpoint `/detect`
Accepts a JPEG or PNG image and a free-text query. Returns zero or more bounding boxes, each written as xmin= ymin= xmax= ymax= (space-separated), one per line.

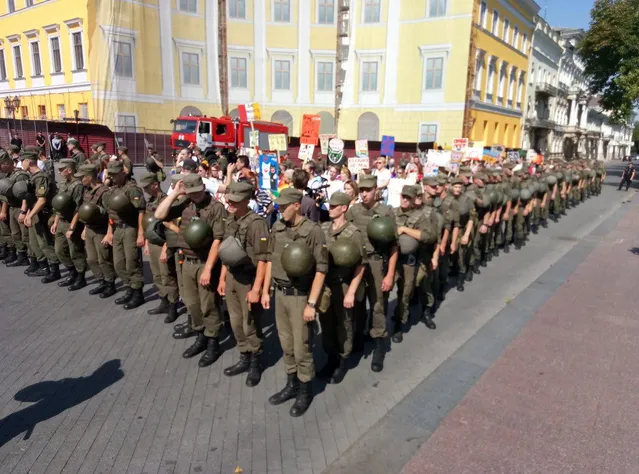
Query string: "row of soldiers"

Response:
xmin=0 ymin=148 xmax=605 ymax=417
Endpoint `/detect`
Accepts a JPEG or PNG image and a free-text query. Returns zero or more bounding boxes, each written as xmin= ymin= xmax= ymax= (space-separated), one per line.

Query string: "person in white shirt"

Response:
xmin=386 ymin=162 xmax=409 ymax=208
xmin=372 ymin=157 xmax=391 ymax=202
xmin=197 ymin=161 xmax=227 ymax=196
xmin=325 ymin=164 xmax=345 ymax=198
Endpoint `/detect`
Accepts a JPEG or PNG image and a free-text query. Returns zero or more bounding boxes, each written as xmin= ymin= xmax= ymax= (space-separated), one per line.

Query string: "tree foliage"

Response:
xmin=579 ymin=0 xmax=639 ymax=122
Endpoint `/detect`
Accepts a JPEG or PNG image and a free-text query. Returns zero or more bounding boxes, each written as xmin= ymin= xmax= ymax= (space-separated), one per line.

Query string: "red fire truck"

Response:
xmin=170 ymin=115 xmax=288 ymax=157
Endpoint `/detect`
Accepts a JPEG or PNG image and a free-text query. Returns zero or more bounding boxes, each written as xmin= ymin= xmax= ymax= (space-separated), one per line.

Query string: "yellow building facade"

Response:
xmin=0 ymin=0 xmax=538 ymax=148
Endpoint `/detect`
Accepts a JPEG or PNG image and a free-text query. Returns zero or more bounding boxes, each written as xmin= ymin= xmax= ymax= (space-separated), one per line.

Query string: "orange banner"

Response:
xmin=300 ymin=114 xmax=321 ymax=145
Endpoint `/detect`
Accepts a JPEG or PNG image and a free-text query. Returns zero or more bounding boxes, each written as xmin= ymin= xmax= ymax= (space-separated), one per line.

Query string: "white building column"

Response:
xmin=382 ymin=1 xmax=400 ymax=105
xmin=253 ymin=1 xmax=267 ymax=103
xmin=159 ymin=0 xmax=175 ymax=97
xmin=568 ymin=98 xmax=578 ymax=126
xmin=297 ymin=1 xmax=311 ymax=105
xmin=205 ymin=1 xmax=220 ymax=103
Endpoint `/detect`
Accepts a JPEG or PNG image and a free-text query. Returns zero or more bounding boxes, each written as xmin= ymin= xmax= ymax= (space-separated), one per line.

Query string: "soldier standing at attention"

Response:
xmin=117 ymin=146 xmax=134 ymax=178
xmin=155 ymin=175 xmax=227 ymax=367
xmin=346 ymin=174 xmax=398 ymax=372
xmin=67 ymin=139 xmax=87 ymax=167
xmin=1 ymin=154 xmax=31 ymax=267
xmin=438 ymin=176 xmax=460 ymax=298
xmin=140 ymin=172 xmax=179 ymax=322
xmin=319 ymin=191 xmax=367 ymax=384
xmin=218 ymin=181 xmax=270 ymax=386
xmin=0 ymin=154 xmax=12 ymax=261
xmin=51 ymin=159 xmax=88 ymax=290
xmin=261 ymin=187 xmax=328 ymax=417
xmin=103 ymin=161 xmax=146 ymax=309
xmin=77 ymin=164 xmax=117 ymax=297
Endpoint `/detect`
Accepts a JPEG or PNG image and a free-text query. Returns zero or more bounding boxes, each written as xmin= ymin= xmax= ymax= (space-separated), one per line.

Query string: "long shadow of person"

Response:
xmin=0 ymin=359 xmax=124 ymax=449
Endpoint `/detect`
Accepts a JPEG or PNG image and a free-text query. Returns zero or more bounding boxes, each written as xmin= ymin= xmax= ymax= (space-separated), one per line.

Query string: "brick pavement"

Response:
xmin=0 ymin=165 xmax=630 ymax=474
xmin=402 ymin=187 xmax=639 ymax=473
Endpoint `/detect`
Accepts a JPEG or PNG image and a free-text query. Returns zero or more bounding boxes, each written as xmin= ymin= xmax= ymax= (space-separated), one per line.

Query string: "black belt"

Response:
xmin=368 ymin=254 xmax=386 ymax=261
xmin=114 ymin=222 xmax=135 ymax=229
xmin=183 ymin=255 xmax=205 ymax=263
xmin=275 ymin=285 xmax=309 ymax=296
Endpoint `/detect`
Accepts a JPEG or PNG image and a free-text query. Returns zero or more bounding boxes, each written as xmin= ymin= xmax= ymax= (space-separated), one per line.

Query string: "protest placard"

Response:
xmin=355 ymin=139 xmax=368 ymax=157
xmin=319 ymin=134 xmax=335 ymax=155
xmin=249 ymin=130 xmax=260 ymax=148
xmin=238 ymin=103 xmax=261 ymax=122
xmin=258 ymin=154 xmax=279 ymax=192
xmin=268 ymin=134 xmax=287 ymax=152
xmin=328 ymin=138 xmax=345 ymax=166
xmin=452 ymin=138 xmax=469 ymax=152
xmin=300 ymin=114 xmax=321 ymax=145
xmin=298 ymin=144 xmax=315 ymax=162
xmin=426 ymin=150 xmax=452 ymax=167
xmin=381 ymin=135 xmax=395 ymax=157
xmin=347 ymin=156 xmax=370 ymax=175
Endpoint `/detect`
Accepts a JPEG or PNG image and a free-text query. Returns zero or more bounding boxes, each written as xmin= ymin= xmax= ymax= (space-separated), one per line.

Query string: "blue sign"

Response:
xmin=381 ymin=135 xmax=395 ymax=157
xmin=259 ymin=154 xmax=279 ymax=193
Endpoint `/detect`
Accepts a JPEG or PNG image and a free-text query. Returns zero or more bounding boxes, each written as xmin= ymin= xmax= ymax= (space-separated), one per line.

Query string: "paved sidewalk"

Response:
xmin=402 ymin=191 xmax=639 ymax=472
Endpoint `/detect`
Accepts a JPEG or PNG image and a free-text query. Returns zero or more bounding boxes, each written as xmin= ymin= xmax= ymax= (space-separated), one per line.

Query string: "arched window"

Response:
xmin=357 ymin=112 xmax=380 ymax=141
xmin=179 ymin=106 xmax=203 ymax=116
xmin=229 ymin=108 xmax=239 ymax=118
xmin=317 ymin=111 xmax=335 ymax=134
xmin=271 ymin=110 xmax=294 ymax=135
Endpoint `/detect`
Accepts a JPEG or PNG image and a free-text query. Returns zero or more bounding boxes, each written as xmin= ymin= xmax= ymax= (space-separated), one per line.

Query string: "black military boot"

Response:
xmin=224 ymin=352 xmax=251 ymax=377
xmin=246 ymin=353 xmax=262 ymax=387
xmin=466 ymin=269 xmax=474 ymax=282
xmin=173 ymin=315 xmax=198 ymax=339
xmin=456 ymin=275 xmax=465 ymax=292
xmin=24 ymin=257 xmax=38 ymax=275
xmin=58 ymin=267 xmax=78 ymax=287
xmin=3 ymin=247 xmax=16 ymax=265
xmin=503 ymin=243 xmax=510 ymax=254
xmin=183 ymin=332 xmax=207 ymax=358
xmin=541 ymin=219 xmax=548 ymax=229
xmin=41 ymin=263 xmax=61 ymax=283
xmin=318 ymin=353 xmax=340 ymax=378
xmin=532 ymin=225 xmax=538 ymax=235
xmin=290 ymin=381 xmax=313 ymax=417
xmin=391 ymin=321 xmax=404 ymax=344
xmin=480 ymin=255 xmax=488 ymax=267
xmin=371 ymin=338 xmax=386 ymax=372
xmin=123 ymin=288 xmax=145 ymax=310
xmin=472 ymin=262 xmax=481 ymax=274
xmin=147 ymin=297 xmax=169 ymax=315
xmin=515 ymin=238 xmax=522 ymax=250
xmin=69 ymin=272 xmax=87 ymax=291
xmin=115 ymin=287 xmax=133 ymax=305
xmin=0 ymin=244 xmax=7 ymax=260
xmin=164 ymin=302 xmax=179 ymax=323
xmin=268 ymin=373 xmax=299 ymax=405
xmin=99 ymin=280 xmax=117 ymax=298
xmin=421 ymin=307 xmax=437 ymax=330
xmin=32 ymin=261 xmax=49 ymax=276
xmin=89 ymin=279 xmax=107 ymax=295
xmin=329 ymin=357 xmax=348 ymax=385
xmin=493 ymin=247 xmax=499 ymax=257
xmin=198 ymin=337 xmax=221 ymax=367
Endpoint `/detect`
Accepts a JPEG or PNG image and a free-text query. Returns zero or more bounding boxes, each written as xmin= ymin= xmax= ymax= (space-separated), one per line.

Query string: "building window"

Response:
xmin=513 ymin=26 xmax=519 ymax=49
xmin=0 ymin=51 xmax=6 ymax=80
xmin=507 ymin=70 xmax=515 ymax=106
xmin=474 ymin=55 xmax=484 ymax=96
xmin=486 ymin=59 xmax=496 ymax=100
xmin=424 ymin=57 xmax=443 ymax=90
xmin=522 ymin=33 xmax=528 ymax=52
xmin=317 ymin=61 xmax=333 ymax=91
xmin=428 ymin=0 xmax=446 ymax=18
xmin=229 ymin=0 xmax=246 ymax=19
xmin=274 ymin=0 xmax=290 ymax=22
xmin=26 ymin=0 xmax=33 ymax=5
xmin=503 ymin=18 xmax=510 ymax=43
xmin=72 ymin=32 xmax=84 ymax=70
xmin=363 ymin=0 xmax=381 ymax=23
xmin=79 ymin=103 xmax=88 ymax=119
xmin=274 ymin=59 xmax=290 ymax=90
xmin=361 ymin=61 xmax=378 ymax=91
xmin=50 ymin=37 xmax=62 ymax=73
xmin=38 ymin=104 xmax=46 ymax=118
xmin=492 ymin=10 xmax=499 ymax=35
xmin=498 ymin=65 xmax=506 ymax=101
xmin=7 ymin=0 xmax=14 ymax=13
xmin=20 ymin=106 xmax=28 ymax=118
xmin=13 ymin=46 xmax=23 ymax=78
xmin=117 ymin=114 xmax=137 ymax=132
xmin=179 ymin=0 xmax=196 ymax=13
xmin=114 ymin=41 xmax=133 ymax=78
xmin=318 ymin=0 xmax=335 ymax=24
xmin=182 ymin=52 xmax=200 ymax=85
xmin=57 ymin=104 xmax=66 ymax=119
xmin=517 ymin=76 xmax=524 ymax=108
xmin=479 ymin=1 xmax=487 ymax=27
xmin=230 ymin=57 xmax=247 ymax=88
xmin=419 ymin=123 xmax=438 ymax=143
xmin=31 ymin=42 xmax=42 ymax=76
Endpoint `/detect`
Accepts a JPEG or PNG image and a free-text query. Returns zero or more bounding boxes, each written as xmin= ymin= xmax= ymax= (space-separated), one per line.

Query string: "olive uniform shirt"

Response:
xmin=346 ymin=202 xmax=397 ymax=256
xmin=82 ymin=184 xmax=109 ymax=232
xmin=31 ymin=169 xmax=57 ymax=210
xmin=104 ymin=180 xmax=146 ymax=227
xmin=57 ymin=179 xmax=84 ymax=222
xmin=321 ymin=221 xmax=367 ymax=285
xmin=171 ymin=194 xmax=226 ymax=260
xmin=223 ymin=211 xmax=270 ymax=276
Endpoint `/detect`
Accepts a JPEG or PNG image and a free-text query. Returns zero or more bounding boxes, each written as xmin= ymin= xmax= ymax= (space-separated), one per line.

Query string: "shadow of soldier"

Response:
xmin=0 ymin=359 xmax=124 ymax=449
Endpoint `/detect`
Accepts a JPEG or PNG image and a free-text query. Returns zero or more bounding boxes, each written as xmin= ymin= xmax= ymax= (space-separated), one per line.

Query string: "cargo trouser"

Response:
xmin=456 ymin=239 xmax=471 ymax=275
xmin=85 ymin=227 xmax=115 ymax=281
xmin=504 ymin=210 xmax=515 ymax=244
xmin=30 ymin=212 xmax=58 ymax=263
xmin=174 ymin=249 xmax=184 ymax=297
xmin=275 ymin=287 xmax=314 ymax=382
xmin=0 ymin=217 xmax=11 ymax=248
xmin=181 ymin=256 xmax=222 ymax=338
xmin=394 ymin=258 xmax=418 ymax=325
xmin=113 ymin=225 xmax=144 ymax=290
xmin=473 ymin=223 xmax=486 ymax=263
xmin=362 ymin=255 xmax=389 ymax=339
xmin=515 ymin=208 xmax=526 ymax=243
xmin=319 ymin=281 xmax=357 ymax=359
xmin=438 ymin=250 xmax=451 ymax=295
xmin=416 ymin=258 xmax=436 ymax=310
xmin=55 ymin=219 xmax=87 ymax=272
xmin=148 ymin=243 xmax=179 ymax=303
xmin=225 ymin=271 xmax=262 ymax=354
xmin=9 ymin=206 xmax=29 ymax=253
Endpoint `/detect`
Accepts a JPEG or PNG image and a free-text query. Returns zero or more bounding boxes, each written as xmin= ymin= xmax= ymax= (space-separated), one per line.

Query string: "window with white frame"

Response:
xmin=503 ymin=18 xmax=510 ymax=43
xmin=230 ymin=57 xmax=247 ymax=88
xmin=30 ymin=42 xmax=42 ymax=76
xmin=428 ymin=0 xmax=446 ymax=18
xmin=513 ymin=26 xmax=519 ymax=49
xmin=497 ymin=64 xmax=506 ymax=101
xmin=26 ymin=0 xmax=33 ymax=5
xmin=517 ymin=74 xmax=524 ymax=107
xmin=361 ymin=61 xmax=378 ymax=92
xmin=13 ymin=45 xmax=23 ymax=78
xmin=317 ymin=61 xmax=333 ymax=91
xmin=424 ymin=57 xmax=444 ymax=90
xmin=114 ymin=41 xmax=133 ymax=78
xmin=72 ymin=31 xmax=84 ymax=70
xmin=229 ymin=0 xmax=246 ymax=19
xmin=179 ymin=0 xmax=197 ymax=13
xmin=486 ymin=58 xmax=496 ymax=99
xmin=50 ymin=37 xmax=62 ymax=73
xmin=0 ymin=50 xmax=6 ymax=80
xmin=182 ymin=52 xmax=200 ymax=85
xmin=38 ymin=104 xmax=46 ymax=118
xmin=79 ymin=103 xmax=88 ymax=119
xmin=507 ymin=69 xmax=516 ymax=105
xmin=274 ymin=0 xmax=290 ymax=22
xmin=363 ymin=0 xmax=381 ymax=23
xmin=274 ymin=59 xmax=290 ymax=90
xmin=7 ymin=0 xmax=14 ymax=13
xmin=492 ymin=10 xmax=499 ymax=35
xmin=474 ymin=54 xmax=484 ymax=95
xmin=522 ymin=33 xmax=527 ymax=52
xmin=318 ymin=0 xmax=335 ymax=24
xmin=479 ymin=1 xmax=487 ymax=27
xmin=117 ymin=114 xmax=137 ymax=132
xmin=419 ymin=124 xmax=437 ymax=143
xmin=57 ymin=104 xmax=66 ymax=119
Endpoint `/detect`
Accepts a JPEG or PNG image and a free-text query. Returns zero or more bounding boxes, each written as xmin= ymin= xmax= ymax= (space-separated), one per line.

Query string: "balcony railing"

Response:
xmin=536 ymin=82 xmax=559 ymax=97
xmin=526 ymin=117 xmax=557 ymax=129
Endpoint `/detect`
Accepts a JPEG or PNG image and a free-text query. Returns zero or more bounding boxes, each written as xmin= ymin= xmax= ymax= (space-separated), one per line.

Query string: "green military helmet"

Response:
xmin=183 ymin=219 xmax=213 ymax=249
xmin=572 ymin=174 xmax=580 ymax=184
xmin=218 ymin=236 xmax=251 ymax=267
xmin=595 ymin=168 xmax=603 ymax=176
xmin=564 ymin=171 xmax=572 ymax=183
xmin=145 ymin=156 xmax=161 ymax=173
xmin=519 ymin=188 xmax=532 ymax=201
xmin=0 ymin=177 xmax=13 ymax=196
xmin=142 ymin=212 xmax=157 ymax=231
xmin=78 ymin=202 xmax=101 ymax=224
xmin=398 ymin=234 xmax=419 ymax=255
xmin=329 ymin=238 xmax=361 ymax=267
xmin=465 ymin=190 xmax=478 ymax=202
xmin=109 ymin=190 xmax=133 ymax=213
xmin=144 ymin=219 xmax=166 ymax=246
xmin=556 ymin=171 xmax=564 ymax=181
xmin=587 ymin=170 xmax=595 ymax=179
xmin=539 ymin=181 xmax=549 ymax=194
xmin=488 ymin=190 xmax=498 ymax=206
xmin=366 ymin=215 xmax=396 ymax=245
xmin=52 ymin=192 xmax=73 ymax=213
xmin=12 ymin=180 xmax=30 ymax=200
xmin=530 ymin=181 xmax=540 ymax=194
xmin=281 ymin=240 xmax=315 ymax=277
xmin=457 ymin=196 xmax=471 ymax=216
xmin=510 ymin=188 xmax=520 ymax=201
xmin=546 ymin=174 xmax=557 ymax=186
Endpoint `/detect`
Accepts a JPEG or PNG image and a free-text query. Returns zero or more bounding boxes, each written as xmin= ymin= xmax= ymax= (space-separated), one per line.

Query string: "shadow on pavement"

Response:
xmin=0 ymin=359 xmax=124 ymax=449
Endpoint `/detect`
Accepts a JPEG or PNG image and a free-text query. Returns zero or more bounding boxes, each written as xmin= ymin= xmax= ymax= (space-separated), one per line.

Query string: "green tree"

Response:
xmin=579 ymin=0 xmax=639 ymax=122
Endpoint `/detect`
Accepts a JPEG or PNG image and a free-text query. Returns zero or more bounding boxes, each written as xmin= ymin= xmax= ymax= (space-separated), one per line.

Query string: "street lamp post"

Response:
xmin=4 ymin=95 xmax=20 ymax=136
xmin=73 ymin=109 xmax=80 ymax=138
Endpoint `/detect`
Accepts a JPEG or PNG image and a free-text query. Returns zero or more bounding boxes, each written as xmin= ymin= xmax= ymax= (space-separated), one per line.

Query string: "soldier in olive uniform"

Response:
xmin=436 ymin=174 xmax=458 ymax=301
xmin=218 ymin=181 xmax=270 ymax=386
xmin=261 ymin=187 xmax=328 ymax=417
xmin=450 ymin=177 xmax=474 ymax=291
xmin=501 ymin=164 xmax=516 ymax=253
xmin=155 ymin=174 xmax=227 ymax=367
xmin=51 ymin=159 xmax=88 ymax=290
xmin=470 ymin=173 xmax=490 ymax=271
xmin=140 ymin=172 xmax=179 ymax=321
xmin=0 ymin=153 xmax=12 ymax=260
xmin=117 ymin=146 xmax=134 ymax=178
xmin=103 ymin=161 xmax=146 ymax=309
xmin=36 ymin=146 xmax=55 ymax=181
xmin=67 ymin=139 xmax=87 ymax=167
xmin=319 ymin=191 xmax=367 ymax=384
xmin=76 ymin=164 xmax=117 ymax=297
xmin=346 ymin=174 xmax=398 ymax=373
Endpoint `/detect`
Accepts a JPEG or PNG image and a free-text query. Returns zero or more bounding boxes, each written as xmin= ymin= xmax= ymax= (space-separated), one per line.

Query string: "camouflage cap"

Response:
xmin=0 ymin=151 xmax=11 ymax=164
xmin=67 ymin=138 xmax=80 ymax=147
xmin=182 ymin=174 xmax=205 ymax=193
xmin=450 ymin=176 xmax=464 ymax=185
xmin=227 ymin=181 xmax=254 ymax=203
xmin=473 ymin=173 xmax=487 ymax=182
xmin=74 ymin=163 xmax=98 ymax=178
xmin=274 ymin=187 xmax=303 ymax=205
xmin=91 ymin=143 xmax=99 ymax=150
xmin=95 ymin=142 xmax=106 ymax=149
xmin=139 ymin=171 xmax=159 ymax=188
xmin=437 ymin=174 xmax=449 ymax=185
xmin=8 ymin=145 xmax=20 ymax=154
xmin=411 ymin=184 xmax=424 ymax=195
xmin=20 ymin=150 xmax=38 ymax=160
xmin=107 ymin=161 xmax=124 ymax=174
xmin=422 ymin=176 xmax=438 ymax=187
xmin=358 ymin=174 xmax=377 ymax=189
xmin=401 ymin=184 xmax=419 ymax=198
xmin=59 ymin=158 xmax=77 ymax=170
xmin=328 ymin=191 xmax=351 ymax=206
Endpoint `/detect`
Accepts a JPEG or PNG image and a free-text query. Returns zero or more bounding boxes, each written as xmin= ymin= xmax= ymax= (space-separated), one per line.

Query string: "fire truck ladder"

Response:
xmin=218 ymin=0 xmax=229 ymax=117
xmin=335 ymin=0 xmax=351 ymax=135
xmin=462 ymin=0 xmax=480 ymax=139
